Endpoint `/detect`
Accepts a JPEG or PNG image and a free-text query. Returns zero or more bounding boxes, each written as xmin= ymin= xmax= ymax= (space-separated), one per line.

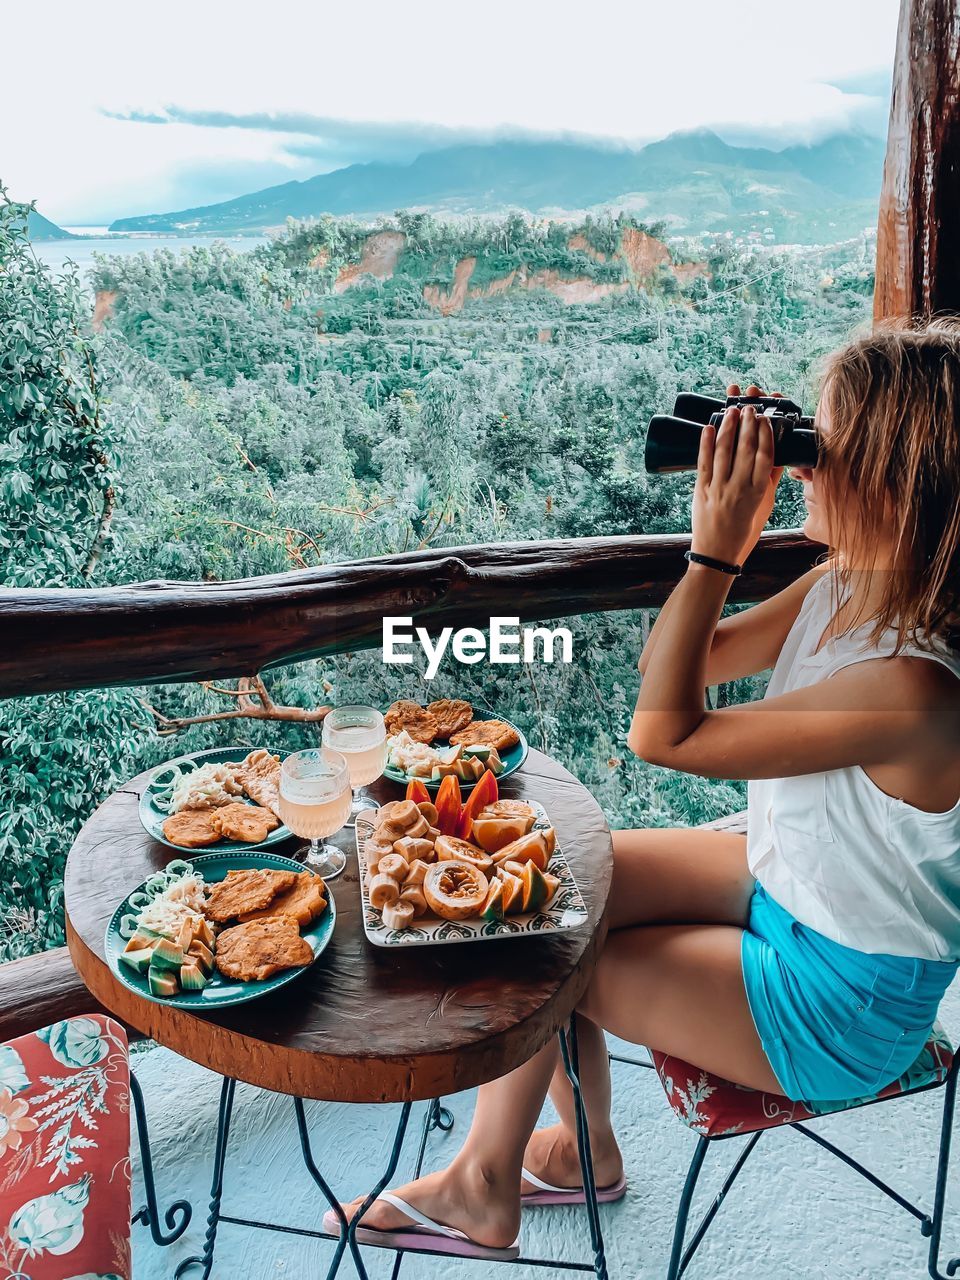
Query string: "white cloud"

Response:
xmin=2 ymin=0 xmax=900 ymax=222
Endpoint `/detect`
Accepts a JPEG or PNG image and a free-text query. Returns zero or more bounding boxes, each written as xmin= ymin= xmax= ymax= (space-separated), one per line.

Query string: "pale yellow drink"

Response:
xmin=279 ymin=747 xmax=351 ymax=878
xmin=279 ymin=786 xmax=352 ymax=840
xmin=331 ymin=727 xmax=388 ymax=787
xmin=321 ymin=706 xmax=387 ymax=827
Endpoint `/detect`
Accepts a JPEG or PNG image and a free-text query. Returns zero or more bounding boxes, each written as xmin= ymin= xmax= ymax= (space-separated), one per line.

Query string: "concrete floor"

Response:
xmin=131 ymin=980 xmax=960 ymax=1280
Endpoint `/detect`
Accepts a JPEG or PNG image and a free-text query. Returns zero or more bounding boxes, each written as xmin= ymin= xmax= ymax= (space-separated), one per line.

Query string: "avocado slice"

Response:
xmin=119 ymin=946 xmax=155 ymax=976
xmin=150 ymin=938 xmax=185 ymax=972
xmin=148 ymin=966 xmax=180 ymax=998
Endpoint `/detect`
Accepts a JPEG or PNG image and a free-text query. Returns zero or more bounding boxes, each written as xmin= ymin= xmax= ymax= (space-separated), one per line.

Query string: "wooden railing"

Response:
xmin=0 ymin=530 xmax=821 ymax=697
xmin=0 ymin=0 xmax=957 ymax=1039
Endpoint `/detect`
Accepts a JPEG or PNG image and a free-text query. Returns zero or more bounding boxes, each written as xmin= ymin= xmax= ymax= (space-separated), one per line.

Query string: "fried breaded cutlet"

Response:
xmin=204 ymin=868 xmax=297 ymax=923
xmin=213 ymin=803 xmax=280 ymax=844
xmin=238 ymin=870 xmax=327 ymax=927
xmin=383 ymin=700 xmax=439 ymax=744
xmin=449 ymin=718 xmax=520 ymax=751
xmin=236 ymin=749 xmax=282 ymax=817
xmin=426 ymin=698 xmax=473 ymax=739
xmin=161 ymin=810 xmax=223 ymax=849
xmin=215 ymin=915 xmax=314 ymax=982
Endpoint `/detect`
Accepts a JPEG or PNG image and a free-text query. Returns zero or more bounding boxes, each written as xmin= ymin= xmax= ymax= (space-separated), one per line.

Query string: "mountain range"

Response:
xmin=109 ymin=129 xmax=886 ymax=244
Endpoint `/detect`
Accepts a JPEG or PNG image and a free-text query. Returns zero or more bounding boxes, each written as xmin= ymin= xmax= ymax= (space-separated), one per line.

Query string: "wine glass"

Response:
xmin=321 ymin=705 xmax=387 ymax=828
xmin=278 ymin=748 xmax=351 ymax=879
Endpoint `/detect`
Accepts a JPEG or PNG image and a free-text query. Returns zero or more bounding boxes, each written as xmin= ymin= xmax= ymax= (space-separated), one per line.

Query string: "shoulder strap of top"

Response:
xmin=821 ymin=634 xmax=960 ymax=684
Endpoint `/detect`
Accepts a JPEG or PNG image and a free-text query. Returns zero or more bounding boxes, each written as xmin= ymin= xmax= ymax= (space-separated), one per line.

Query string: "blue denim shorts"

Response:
xmin=741 ymin=882 xmax=957 ymax=1104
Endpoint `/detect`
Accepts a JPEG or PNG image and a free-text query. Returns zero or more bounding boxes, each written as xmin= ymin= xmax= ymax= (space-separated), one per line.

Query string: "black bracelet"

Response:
xmin=684 ymin=550 xmax=743 ymax=576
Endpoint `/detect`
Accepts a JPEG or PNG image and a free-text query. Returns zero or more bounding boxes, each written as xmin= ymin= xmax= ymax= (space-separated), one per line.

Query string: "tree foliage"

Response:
xmin=1 ymin=197 xmax=875 ymax=956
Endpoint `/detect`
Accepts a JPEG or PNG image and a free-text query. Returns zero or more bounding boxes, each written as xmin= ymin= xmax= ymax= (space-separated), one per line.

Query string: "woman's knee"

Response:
xmin=608 ymin=826 xmax=752 ymax=930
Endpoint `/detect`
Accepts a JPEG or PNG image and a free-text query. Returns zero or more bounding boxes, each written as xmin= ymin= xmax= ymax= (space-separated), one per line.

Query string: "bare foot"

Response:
xmin=521 ymin=1123 xmax=623 ymax=1194
xmin=334 ymin=1164 xmax=520 ymax=1250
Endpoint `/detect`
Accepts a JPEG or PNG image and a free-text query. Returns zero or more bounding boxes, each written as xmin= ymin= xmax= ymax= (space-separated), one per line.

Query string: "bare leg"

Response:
xmin=338 ymin=827 xmax=766 ymax=1243
xmin=526 ymin=826 xmax=754 ymax=1188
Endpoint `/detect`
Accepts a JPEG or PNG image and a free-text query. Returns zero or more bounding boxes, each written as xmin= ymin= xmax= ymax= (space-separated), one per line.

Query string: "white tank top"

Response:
xmin=747 ymin=573 xmax=960 ymax=961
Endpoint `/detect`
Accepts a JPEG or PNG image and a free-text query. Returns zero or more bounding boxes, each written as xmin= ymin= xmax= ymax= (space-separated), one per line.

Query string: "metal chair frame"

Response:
xmin=610 ymin=1049 xmax=960 ymax=1280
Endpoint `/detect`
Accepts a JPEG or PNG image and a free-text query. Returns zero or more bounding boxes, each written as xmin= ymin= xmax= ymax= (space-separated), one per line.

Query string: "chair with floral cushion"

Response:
xmin=616 ymin=1026 xmax=958 ymax=1279
xmin=0 ymin=1014 xmax=133 ymax=1280
xmin=611 ymin=815 xmax=960 ymax=1279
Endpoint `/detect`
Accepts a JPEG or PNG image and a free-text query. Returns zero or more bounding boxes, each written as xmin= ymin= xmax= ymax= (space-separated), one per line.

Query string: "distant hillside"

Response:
xmin=110 ymin=129 xmax=885 ymax=244
xmin=26 ymin=210 xmax=72 ymax=240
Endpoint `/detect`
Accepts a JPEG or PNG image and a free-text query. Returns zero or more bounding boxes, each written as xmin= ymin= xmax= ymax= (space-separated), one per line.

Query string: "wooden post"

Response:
xmin=875 ymin=0 xmax=960 ymax=320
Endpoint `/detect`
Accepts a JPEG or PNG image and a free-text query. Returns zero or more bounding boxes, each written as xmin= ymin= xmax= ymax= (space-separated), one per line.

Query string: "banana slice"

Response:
xmin=394 ymin=836 xmax=435 ymax=863
xmin=400 ymin=885 xmax=428 ymax=917
xmin=369 ymin=873 xmax=401 ymax=909
xmin=378 ymin=853 xmax=408 ymax=882
xmin=382 ymin=900 xmax=415 ymax=931
xmin=402 ymin=858 xmax=429 ymax=887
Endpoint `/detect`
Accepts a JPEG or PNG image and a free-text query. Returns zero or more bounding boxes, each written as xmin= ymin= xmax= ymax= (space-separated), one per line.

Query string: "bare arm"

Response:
xmin=638 ymin=562 xmax=829 ymax=685
xmin=632 ymin=570 xmax=942 ymax=778
xmin=628 ymin=403 xmax=949 ymax=789
xmin=637 ymin=382 xmax=823 ymax=685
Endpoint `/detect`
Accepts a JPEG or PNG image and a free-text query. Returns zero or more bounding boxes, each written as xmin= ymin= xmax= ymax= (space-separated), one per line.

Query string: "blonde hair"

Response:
xmin=819 ymin=317 xmax=960 ymax=651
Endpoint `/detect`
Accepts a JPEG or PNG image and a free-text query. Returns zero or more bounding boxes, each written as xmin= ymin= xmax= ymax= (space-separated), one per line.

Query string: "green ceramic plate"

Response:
xmin=383 ymin=717 xmax=529 ymax=792
xmin=105 ymin=851 xmax=335 ymax=1010
xmin=139 ymin=747 xmax=293 ymax=853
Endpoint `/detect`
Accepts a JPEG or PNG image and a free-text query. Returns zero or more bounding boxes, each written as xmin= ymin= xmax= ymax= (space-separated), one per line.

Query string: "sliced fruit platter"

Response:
xmin=139 ymin=746 xmax=292 ymax=852
xmin=105 ymin=851 xmax=335 ymax=1009
xmin=355 ymin=771 xmax=587 ymax=947
xmin=382 ymin=699 xmax=528 ymax=791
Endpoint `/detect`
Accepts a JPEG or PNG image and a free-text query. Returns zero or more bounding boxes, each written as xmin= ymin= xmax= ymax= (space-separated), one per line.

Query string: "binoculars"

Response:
xmin=645 ymin=393 xmax=819 ymax=473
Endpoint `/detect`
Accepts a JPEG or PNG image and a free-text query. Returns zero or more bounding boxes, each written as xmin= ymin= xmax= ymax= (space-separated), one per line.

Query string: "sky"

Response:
xmin=3 ymin=0 xmax=901 ymax=225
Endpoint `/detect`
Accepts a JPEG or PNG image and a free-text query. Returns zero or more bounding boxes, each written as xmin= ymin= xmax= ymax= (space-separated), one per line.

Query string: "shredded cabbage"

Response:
xmin=118 ymin=860 xmax=207 ymax=939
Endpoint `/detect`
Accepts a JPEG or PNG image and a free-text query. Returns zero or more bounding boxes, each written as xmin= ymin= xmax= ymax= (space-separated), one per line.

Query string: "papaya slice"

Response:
xmin=405 ymin=779 xmax=431 ymax=805
xmin=481 ymin=879 xmax=505 ymax=922
xmin=521 ymin=861 xmax=550 ymax=914
xmin=434 ymin=774 xmax=462 ymax=836
xmin=497 ymin=869 xmax=524 ymax=915
xmin=456 ymin=768 xmax=499 ymax=840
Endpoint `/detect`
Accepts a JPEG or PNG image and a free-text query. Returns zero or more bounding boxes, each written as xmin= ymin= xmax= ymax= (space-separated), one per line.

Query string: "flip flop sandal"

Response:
xmin=322 ymin=1191 xmax=521 ymax=1261
xmin=521 ymin=1167 xmax=628 ymax=1207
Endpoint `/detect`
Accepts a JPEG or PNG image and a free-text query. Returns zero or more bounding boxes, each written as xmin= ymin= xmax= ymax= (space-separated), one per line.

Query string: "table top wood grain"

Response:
xmin=64 ymin=748 xmax=612 ymax=1103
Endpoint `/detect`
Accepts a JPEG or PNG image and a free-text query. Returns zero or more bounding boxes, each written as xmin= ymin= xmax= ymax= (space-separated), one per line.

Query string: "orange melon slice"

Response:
xmin=497 ymin=869 xmax=524 ymax=915
xmin=491 ymin=830 xmax=551 ymax=871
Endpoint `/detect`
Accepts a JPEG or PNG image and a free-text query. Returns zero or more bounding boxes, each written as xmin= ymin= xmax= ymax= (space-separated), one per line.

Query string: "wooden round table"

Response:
xmin=65 ymin=748 xmax=613 ymax=1105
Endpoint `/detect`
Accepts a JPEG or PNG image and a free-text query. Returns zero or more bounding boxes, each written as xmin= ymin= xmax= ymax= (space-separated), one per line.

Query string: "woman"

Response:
xmin=328 ymin=320 xmax=960 ymax=1261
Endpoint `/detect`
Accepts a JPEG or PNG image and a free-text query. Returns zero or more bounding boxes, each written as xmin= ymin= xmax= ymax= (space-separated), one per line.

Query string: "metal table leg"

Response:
xmin=389 ymin=1099 xmax=455 ymax=1280
xmin=175 ymin=1076 xmax=237 ymax=1279
xmin=129 ymin=1069 xmax=192 ymax=1246
xmin=296 ymin=1094 xmax=413 ymax=1280
xmin=559 ymin=1012 xmax=610 ymax=1280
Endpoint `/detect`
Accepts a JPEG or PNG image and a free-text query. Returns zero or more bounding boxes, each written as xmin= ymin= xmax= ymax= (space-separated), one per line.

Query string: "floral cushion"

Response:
xmin=0 ymin=1015 xmax=131 ymax=1280
xmin=652 ymin=1022 xmax=954 ymax=1138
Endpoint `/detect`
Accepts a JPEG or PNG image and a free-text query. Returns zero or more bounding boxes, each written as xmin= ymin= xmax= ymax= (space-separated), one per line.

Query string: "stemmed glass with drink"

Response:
xmin=321 ymin=705 xmax=387 ymax=827
xmin=278 ymin=748 xmax=352 ymax=879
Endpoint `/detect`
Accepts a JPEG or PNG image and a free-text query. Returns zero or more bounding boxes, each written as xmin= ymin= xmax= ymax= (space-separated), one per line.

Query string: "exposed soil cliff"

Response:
xmin=92 ymin=290 xmax=117 ymax=332
xmin=420 ymin=227 xmax=707 ymax=314
xmin=333 ymin=231 xmax=406 ymax=292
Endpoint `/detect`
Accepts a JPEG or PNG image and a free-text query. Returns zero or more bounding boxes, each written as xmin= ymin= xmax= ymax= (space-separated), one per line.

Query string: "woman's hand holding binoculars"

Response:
xmin=690 ymin=382 xmax=784 ymax=567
